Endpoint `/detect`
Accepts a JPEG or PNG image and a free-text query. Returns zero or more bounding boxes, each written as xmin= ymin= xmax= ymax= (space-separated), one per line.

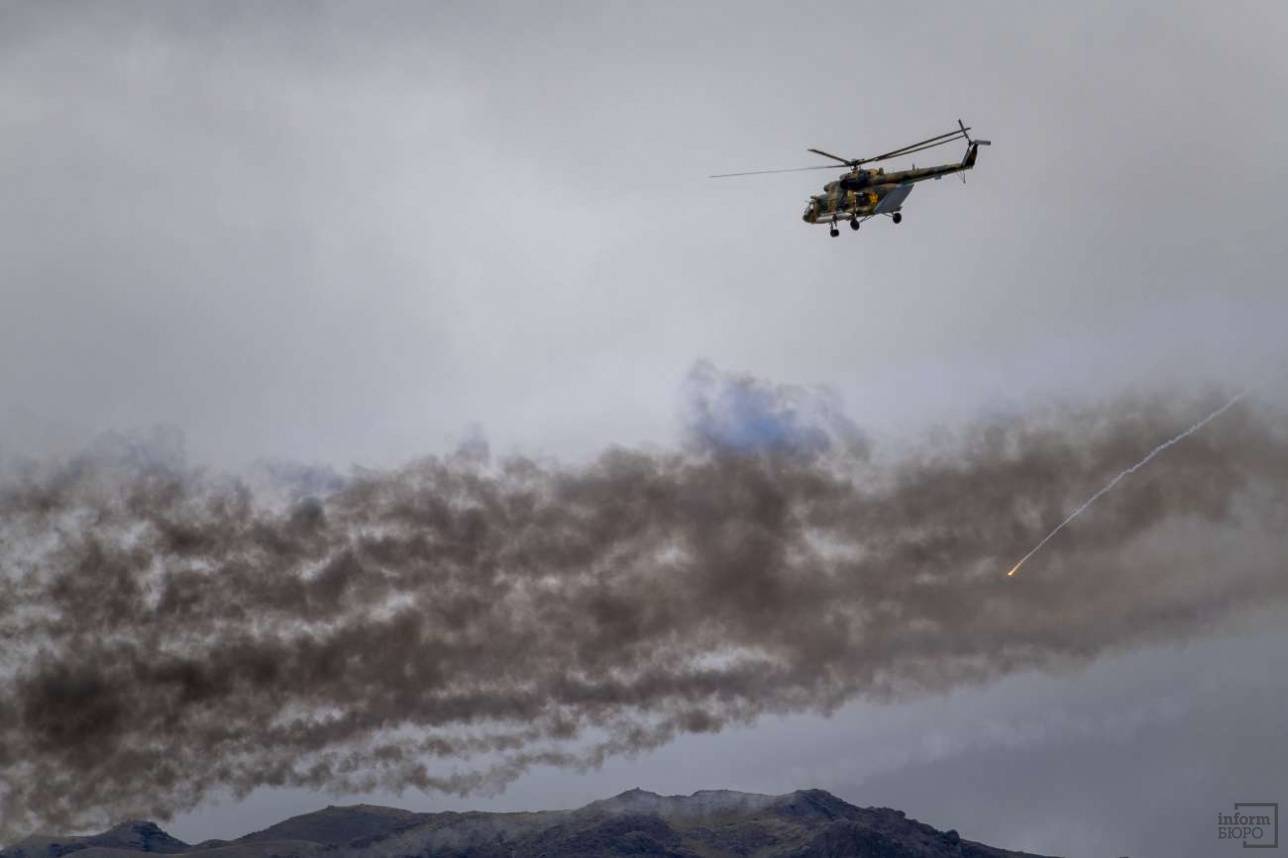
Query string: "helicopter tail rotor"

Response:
xmin=957 ymin=118 xmax=990 ymax=172
xmin=959 ymin=118 xmax=991 ymax=148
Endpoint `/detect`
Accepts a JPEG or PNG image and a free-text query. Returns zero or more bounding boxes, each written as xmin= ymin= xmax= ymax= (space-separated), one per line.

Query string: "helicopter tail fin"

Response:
xmin=962 ymin=138 xmax=991 ymax=169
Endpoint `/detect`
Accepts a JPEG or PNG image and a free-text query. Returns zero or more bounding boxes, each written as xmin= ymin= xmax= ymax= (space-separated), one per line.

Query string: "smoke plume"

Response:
xmin=1 ymin=369 xmax=1286 ymax=835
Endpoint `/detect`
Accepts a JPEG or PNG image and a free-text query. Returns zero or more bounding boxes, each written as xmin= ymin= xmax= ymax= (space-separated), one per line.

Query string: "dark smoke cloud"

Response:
xmin=1 ymin=373 xmax=1286 ymax=836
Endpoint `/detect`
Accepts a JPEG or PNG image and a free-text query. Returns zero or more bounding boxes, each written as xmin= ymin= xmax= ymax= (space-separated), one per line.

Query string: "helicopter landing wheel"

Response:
xmin=849 ymin=217 xmax=861 ymax=231
xmin=892 ymin=212 xmax=903 ymax=224
xmin=829 ymin=225 xmax=839 ymax=238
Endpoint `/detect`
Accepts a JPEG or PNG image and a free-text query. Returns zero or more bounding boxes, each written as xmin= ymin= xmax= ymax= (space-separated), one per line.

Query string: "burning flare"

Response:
xmin=1006 ymin=390 xmax=1247 ymax=577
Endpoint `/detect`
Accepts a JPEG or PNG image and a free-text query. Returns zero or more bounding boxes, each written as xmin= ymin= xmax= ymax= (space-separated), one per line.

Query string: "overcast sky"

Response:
xmin=2 ymin=3 xmax=1286 ymax=857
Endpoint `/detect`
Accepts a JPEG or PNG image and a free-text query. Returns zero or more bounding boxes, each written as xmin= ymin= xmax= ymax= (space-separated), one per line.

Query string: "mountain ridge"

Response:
xmin=1 ymin=789 xmax=1059 ymax=858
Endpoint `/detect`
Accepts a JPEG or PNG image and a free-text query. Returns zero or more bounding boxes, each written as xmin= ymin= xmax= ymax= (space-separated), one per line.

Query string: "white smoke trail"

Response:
xmin=1007 ymin=390 xmax=1248 ymax=576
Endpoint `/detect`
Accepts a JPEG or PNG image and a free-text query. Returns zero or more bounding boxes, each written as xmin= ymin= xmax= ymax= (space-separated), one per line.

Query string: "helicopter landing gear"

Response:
xmin=829 ymin=219 xmax=839 ymax=238
xmin=849 ymin=217 xmax=861 ymax=231
xmin=892 ymin=212 xmax=903 ymax=224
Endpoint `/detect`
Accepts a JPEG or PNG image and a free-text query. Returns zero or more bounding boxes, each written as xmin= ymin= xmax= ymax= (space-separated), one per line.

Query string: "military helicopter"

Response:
xmin=711 ymin=119 xmax=990 ymax=236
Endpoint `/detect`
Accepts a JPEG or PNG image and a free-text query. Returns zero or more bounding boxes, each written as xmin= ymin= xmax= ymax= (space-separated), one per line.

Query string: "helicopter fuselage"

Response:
xmin=802 ymin=141 xmax=984 ymax=225
xmin=708 ymin=119 xmax=990 ymax=235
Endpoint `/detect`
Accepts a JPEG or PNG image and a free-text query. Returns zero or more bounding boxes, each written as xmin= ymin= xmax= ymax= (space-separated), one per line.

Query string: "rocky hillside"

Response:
xmin=1 ymin=789 xmax=1058 ymax=858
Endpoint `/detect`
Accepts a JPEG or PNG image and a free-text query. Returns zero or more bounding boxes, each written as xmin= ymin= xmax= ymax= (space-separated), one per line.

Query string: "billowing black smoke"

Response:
xmin=1 ymin=369 xmax=1285 ymax=835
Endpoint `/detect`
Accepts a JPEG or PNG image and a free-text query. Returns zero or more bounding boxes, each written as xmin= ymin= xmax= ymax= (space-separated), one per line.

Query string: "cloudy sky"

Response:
xmin=2 ymin=3 xmax=1286 ymax=857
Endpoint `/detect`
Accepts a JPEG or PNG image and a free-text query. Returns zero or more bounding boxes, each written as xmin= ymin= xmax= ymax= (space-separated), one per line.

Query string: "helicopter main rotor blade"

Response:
xmin=861 ymin=135 xmax=967 ymax=164
xmin=709 ymin=164 xmax=843 ymax=178
xmin=857 ymin=127 xmax=969 ymax=165
xmin=806 ymin=148 xmax=856 ymax=166
xmin=710 ymin=122 xmax=982 ymax=179
xmin=883 ymin=126 xmax=970 ymax=154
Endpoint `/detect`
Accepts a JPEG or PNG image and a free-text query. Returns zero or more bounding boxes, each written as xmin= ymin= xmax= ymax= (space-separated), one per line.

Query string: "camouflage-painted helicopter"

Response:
xmin=711 ymin=120 xmax=990 ymax=236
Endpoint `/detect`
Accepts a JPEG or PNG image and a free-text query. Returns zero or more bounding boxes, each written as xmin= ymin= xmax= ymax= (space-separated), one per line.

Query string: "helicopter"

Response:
xmin=711 ymin=119 xmax=990 ymax=236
